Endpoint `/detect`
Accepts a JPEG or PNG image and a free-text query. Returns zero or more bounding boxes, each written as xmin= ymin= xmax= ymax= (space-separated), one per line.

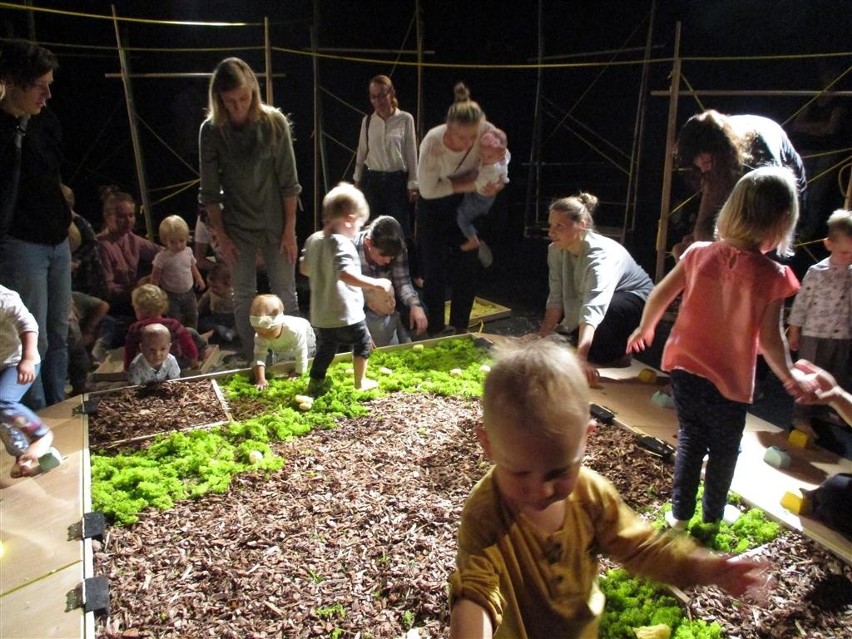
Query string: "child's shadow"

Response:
xmin=755 ymin=429 xmax=838 ymax=484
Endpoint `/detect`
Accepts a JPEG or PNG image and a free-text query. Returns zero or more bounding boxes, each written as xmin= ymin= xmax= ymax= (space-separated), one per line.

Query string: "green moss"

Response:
xmin=92 ymin=339 xmax=488 ymax=526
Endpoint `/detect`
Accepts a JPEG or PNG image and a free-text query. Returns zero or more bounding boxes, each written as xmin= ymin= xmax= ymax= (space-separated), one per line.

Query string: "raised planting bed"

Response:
xmin=90 ymin=339 xmax=852 ymax=638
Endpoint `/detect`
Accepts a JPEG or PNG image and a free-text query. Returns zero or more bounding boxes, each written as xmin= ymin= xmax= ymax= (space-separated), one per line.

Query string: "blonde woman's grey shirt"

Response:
xmin=199 ymin=110 xmax=302 ymax=234
xmin=546 ymin=231 xmax=653 ymax=331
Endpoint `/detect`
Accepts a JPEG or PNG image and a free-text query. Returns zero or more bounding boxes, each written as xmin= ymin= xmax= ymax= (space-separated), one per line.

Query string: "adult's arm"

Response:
xmin=388 ymin=250 xmax=428 ymax=334
xmin=403 ymin=112 xmax=419 ymax=194
xmin=198 ymin=122 xmax=238 ymax=266
xmin=353 ymin=114 xmax=368 ymax=186
xmin=273 ymin=115 xmax=303 ymax=264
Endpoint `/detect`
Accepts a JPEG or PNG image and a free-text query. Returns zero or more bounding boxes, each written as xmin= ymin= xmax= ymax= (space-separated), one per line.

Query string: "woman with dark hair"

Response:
xmin=0 ymin=38 xmax=69 ymax=409
xmin=353 ymin=75 xmax=418 ymax=237
xmin=674 ymin=109 xmax=805 ymax=243
xmin=199 ymin=57 xmax=302 ymax=363
xmin=417 ymin=82 xmax=503 ymax=335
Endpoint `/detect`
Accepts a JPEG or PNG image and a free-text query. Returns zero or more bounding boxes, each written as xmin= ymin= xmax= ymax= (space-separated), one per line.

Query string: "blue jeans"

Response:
xmin=669 ymin=369 xmax=749 ymax=523
xmin=457 ymin=191 xmax=495 ymax=239
xmin=0 ymin=237 xmax=71 ymax=409
xmin=228 ymin=226 xmax=298 ymax=361
xmin=0 ymin=362 xmax=45 ymax=451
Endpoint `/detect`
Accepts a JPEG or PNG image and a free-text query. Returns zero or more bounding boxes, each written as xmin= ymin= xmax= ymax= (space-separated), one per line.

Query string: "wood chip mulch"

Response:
xmin=94 ymin=390 xmax=852 ymax=638
xmin=87 ymin=379 xmax=230 ymax=451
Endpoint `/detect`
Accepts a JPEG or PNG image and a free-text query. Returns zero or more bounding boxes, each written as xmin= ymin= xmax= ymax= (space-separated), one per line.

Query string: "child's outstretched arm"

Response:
xmin=683 ymin=549 xmax=770 ymax=600
xmin=759 ymin=299 xmax=807 ymax=398
xmin=339 ymin=272 xmax=393 ymax=296
xmin=449 ymin=599 xmax=493 ymax=639
xmin=626 ymin=261 xmax=686 ymax=353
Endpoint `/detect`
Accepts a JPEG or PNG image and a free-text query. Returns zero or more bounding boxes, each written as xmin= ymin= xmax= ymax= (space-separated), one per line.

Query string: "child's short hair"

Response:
xmin=483 ymin=339 xmax=589 ymax=439
xmin=322 ymin=182 xmax=369 ymax=224
xmin=364 ymin=285 xmax=396 ymax=317
xmin=250 ymin=293 xmax=284 ymax=316
xmin=207 ymin=261 xmax=231 ymax=284
xmin=715 ymin=166 xmax=799 ymax=257
xmin=132 ymin=284 xmax=169 ymax=316
xmin=366 ymin=215 xmax=405 ymax=259
xmin=480 ymin=128 xmax=507 ymax=151
xmin=140 ymin=322 xmax=171 ymax=344
xmin=826 ymin=209 xmax=852 ymax=241
xmin=159 ymin=215 xmax=191 ymax=242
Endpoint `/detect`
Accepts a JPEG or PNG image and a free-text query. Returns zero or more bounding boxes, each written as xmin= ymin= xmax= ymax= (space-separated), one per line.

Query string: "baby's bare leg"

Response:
xmin=353 ymin=356 xmax=378 ymax=390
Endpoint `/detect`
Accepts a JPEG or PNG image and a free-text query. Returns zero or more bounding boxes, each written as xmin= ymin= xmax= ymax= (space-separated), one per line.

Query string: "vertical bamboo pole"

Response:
xmin=111 ymin=5 xmax=154 ymax=240
xmin=523 ymin=0 xmax=545 ymax=236
xmin=654 ymin=21 xmax=682 ymax=282
xmin=623 ymin=0 xmax=656 ymax=240
xmin=264 ymin=17 xmax=273 ymax=106
xmin=415 ymin=0 xmax=424 ymax=143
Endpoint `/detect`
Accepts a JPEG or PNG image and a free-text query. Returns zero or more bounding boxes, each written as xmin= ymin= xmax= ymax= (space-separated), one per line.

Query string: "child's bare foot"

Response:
xmin=460 ymin=236 xmax=480 ymax=252
xmin=356 ymin=378 xmax=379 ymax=391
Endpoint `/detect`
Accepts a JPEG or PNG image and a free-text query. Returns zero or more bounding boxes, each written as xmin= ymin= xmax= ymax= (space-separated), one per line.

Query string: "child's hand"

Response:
xmin=195 ymin=279 xmax=206 ymax=292
xmin=15 ymin=453 xmax=40 ymax=477
xmin=714 ymin=555 xmax=774 ymax=602
xmin=792 ymin=360 xmax=840 ymax=404
xmin=255 ymin=379 xmax=269 ymax=391
xmin=16 ymin=358 xmax=36 ymax=384
xmin=626 ymin=326 xmax=654 ymax=353
xmin=189 ymin=359 xmax=200 ymax=369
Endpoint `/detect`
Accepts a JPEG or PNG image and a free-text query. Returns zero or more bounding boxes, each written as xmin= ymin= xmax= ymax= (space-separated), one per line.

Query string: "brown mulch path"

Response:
xmin=95 ymin=392 xmax=852 ymax=638
xmin=87 ymin=379 xmax=229 ymax=451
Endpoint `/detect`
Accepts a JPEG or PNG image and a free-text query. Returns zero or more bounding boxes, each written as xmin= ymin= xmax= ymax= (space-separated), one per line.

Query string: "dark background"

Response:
xmin=2 ymin=0 xmax=851 ymax=288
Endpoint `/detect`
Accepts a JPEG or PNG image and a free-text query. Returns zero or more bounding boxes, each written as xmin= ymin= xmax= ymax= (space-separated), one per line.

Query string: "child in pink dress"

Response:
xmin=628 ymin=166 xmax=811 ymax=528
xmin=151 ymin=215 xmax=206 ymax=329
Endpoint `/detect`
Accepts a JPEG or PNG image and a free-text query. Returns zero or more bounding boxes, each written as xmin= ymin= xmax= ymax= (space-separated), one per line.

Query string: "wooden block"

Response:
xmin=637 ymin=368 xmax=657 ymax=383
xmin=788 ymin=429 xmax=810 ymax=449
xmin=780 ymin=490 xmax=812 ymax=515
xmin=763 ymin=445 xmax=791 ymax=469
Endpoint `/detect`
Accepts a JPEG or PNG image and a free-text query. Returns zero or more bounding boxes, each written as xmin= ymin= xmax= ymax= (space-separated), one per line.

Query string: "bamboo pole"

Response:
xmin=654 ymin=21 xmax=682 ymax=282
xmin=112 ymin=5 xmax=154 ymax=241
xmin=623 ymin=0 xmax=656 ymax=239
xmin=264 ymin=17 xmax=273 ymax=106
xmin=523 ymin=0 xmax=545 ymax=237
xmin=415 ymin=0 xmax=424 ymax=143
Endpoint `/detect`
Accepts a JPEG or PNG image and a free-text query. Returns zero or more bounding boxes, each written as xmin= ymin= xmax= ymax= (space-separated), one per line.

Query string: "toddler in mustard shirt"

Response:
xmin=449 ymin=339 xmax=768 ymax=638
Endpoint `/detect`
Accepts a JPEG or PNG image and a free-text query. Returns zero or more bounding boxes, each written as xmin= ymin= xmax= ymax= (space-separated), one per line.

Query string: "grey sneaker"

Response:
xmin=477 ymin=240 xmax=493 ymax=268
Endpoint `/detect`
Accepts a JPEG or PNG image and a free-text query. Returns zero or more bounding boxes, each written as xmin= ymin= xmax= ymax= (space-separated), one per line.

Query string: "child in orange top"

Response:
xmin=449 ymin=339 xmax=768 ymax=638
xmin=628 ymin=166 xmax=810 ymax=528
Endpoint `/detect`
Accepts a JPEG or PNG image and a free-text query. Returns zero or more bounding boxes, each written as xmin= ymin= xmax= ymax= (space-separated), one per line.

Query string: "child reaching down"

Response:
xmin=457 ymin=128 xmax=509 ymax=266
xmin=0 ymin=285 xmax=60 ymax=477
xmin=628 ymin=166 xmax=810 ymax=530
xmin=300 ymin=183 xmax=393 ymax=395
xmin=151 ymin=214 xmax=206 ymax=329
xmin=449 ymin=339 xmax=767 ymax=638
xmin=250 ymin=294 xmax=316 ymax=390
xmin=127 ymin=323 xmax=180 ymax=386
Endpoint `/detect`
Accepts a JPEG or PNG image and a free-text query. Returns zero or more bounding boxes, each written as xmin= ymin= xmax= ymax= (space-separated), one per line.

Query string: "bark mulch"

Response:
xmin=87 ymin=379 xmax=229 ymax=451
xmin=94 ymin=388 xmax=852 ymax=638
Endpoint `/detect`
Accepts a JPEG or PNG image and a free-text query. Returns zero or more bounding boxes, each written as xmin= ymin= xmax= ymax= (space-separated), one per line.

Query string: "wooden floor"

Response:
xmin=0 ymin=397 xmax=95 ymax=639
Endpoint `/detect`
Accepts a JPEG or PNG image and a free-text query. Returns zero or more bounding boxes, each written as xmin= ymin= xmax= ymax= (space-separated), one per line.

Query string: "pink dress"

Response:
xmin=662 ymin=242 xmax=799 ymax=403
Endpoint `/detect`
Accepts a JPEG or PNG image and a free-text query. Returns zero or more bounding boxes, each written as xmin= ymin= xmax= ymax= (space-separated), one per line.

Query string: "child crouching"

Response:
xmin=250 ymin=294 xmax=316 ymax=390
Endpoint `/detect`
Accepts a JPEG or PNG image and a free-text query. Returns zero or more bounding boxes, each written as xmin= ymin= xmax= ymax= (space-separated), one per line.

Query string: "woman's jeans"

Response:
xmin=0 ymin=237 xmax=71 ymax=410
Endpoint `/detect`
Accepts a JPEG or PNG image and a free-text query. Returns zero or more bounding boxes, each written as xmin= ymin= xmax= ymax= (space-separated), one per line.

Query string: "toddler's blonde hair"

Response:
xmin=140 ymin=322 xmax=171 ymax=345
xmin=322 ymin=182 xmax=369 ymax=224
xmin=159 ymin=215 xmax=190 ymax=243
xmin=483 ymin=339 xmax=589 ymax=440
xmin=250 ymin=293 xmax=284 ymax=316
xmin=715 ymin=166 xmax=798 ymax=257
xmin=132 ymin=284 xmax=168 ymax=316
xmin=826 ymin=209 xmax=852 ymax=241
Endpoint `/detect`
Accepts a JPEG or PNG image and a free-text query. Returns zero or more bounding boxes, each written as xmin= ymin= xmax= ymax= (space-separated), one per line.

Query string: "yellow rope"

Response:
xmin=0 ymin=2 xmax=258 ymax=26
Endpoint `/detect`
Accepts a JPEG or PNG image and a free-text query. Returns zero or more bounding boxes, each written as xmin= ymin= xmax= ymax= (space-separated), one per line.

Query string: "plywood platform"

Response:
xmin=590 ymin=360 xmax=852 ymax=564
xmin=0 ymin=397 xmax=95 ymax=638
